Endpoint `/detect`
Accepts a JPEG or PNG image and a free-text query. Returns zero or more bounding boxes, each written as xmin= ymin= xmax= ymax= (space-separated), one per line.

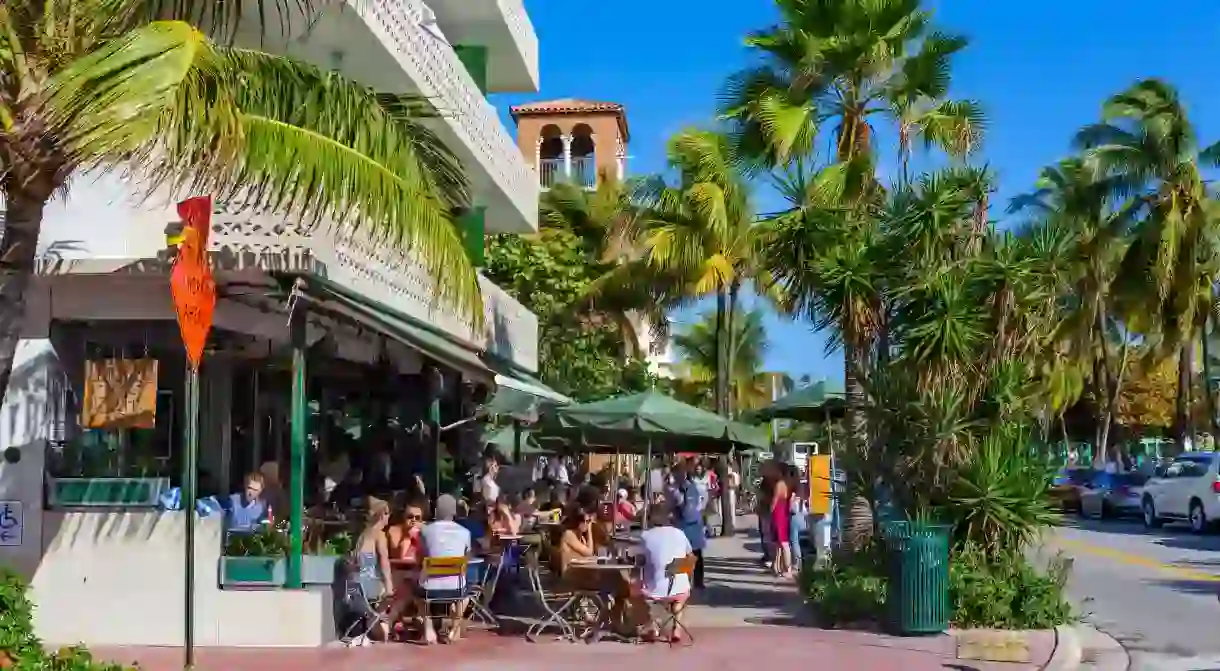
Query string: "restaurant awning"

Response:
xmin=482 ymin=357 xmax=571 ymax=419
xmin=483 ymin=424 xmax=553 ymax=459
xmin=295 ymin=276 xmax=494 ymax=381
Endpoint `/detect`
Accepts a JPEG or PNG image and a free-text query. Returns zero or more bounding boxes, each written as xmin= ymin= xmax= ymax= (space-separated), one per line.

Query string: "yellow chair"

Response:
xmin=641 ymin=553 xmax=697 ymax=647
xmin=418 ymin=556 xmax=471 ymax=628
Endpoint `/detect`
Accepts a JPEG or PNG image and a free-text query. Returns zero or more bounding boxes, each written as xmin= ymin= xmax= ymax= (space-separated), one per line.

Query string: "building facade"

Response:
xmin=0 ymin=1 xmax=546 ymax=649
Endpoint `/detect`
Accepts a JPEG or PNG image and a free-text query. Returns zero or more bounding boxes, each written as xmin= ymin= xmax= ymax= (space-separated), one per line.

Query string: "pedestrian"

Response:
xmin=770 ymin=463 xmax=793 ymax=578
xmin=757 ymin=461 xmax=777 ymax=567
xmin=673 ymin=464 xmax=706 ymax=589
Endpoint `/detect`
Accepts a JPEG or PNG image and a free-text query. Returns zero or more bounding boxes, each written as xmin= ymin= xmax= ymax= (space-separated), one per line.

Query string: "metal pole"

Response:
xmin=183 ymin=361 xmax=199 ymax=670
xmin=512 ymin=419 xmax=523 ymax=464
xmin=287 ymin=307 xmax=307 ymax=588
xmin=643 ymin=437 xmax=652 ymax=530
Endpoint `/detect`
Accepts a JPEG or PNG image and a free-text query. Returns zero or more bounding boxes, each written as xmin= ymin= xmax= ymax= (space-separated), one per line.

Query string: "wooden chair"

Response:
xmin=641 ymin=553 xmax=697 ymax=646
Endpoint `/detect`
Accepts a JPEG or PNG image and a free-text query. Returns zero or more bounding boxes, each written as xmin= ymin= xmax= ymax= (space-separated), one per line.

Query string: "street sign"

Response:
xmin=170 ymin=197 xmax=216 ymax=371
xmin=0 ymin=501 xmax=23 ymax=546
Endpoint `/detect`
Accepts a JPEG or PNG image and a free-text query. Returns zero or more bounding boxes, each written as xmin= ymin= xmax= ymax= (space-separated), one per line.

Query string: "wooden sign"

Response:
xmin=171 ymin=197 xmax=216 ymax=371
xmin=81 ymin=359 xmax=158 ymax=429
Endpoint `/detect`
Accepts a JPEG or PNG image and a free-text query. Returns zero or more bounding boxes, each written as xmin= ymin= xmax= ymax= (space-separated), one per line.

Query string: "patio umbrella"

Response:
xmin=744 ymin=379 xmax=847 ymax=423
xmin=541 ymin=390 xmax=769 ymax=527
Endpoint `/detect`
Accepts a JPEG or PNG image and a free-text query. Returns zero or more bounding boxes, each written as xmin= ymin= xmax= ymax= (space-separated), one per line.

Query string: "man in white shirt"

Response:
xmin=418 ymin=494 xmax=472 ymax=644
xmin=628 ymin=504 xmax=693 ymax=641
xmin=547 ymin=456 xmax=570 ymax=486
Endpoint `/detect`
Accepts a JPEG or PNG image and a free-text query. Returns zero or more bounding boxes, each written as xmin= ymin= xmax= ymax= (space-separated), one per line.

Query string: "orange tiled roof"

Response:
xmin=510 ymin=98 xmax=630 ymax=141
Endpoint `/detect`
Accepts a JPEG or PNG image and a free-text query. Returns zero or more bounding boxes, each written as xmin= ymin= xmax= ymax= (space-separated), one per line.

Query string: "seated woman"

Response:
xmin=224 ymin=472 xmax=269 ymax=534
xmin=555 ymin=507 xmax=596 ymax=575
xmin=386 ymin=499 xmax=426 ymax=567
xmin=515 ymin=488 xmax=538 ymax=518
xmin=454 ymin=499 xmax=490 ymax=555
xmin=615 ymin=489 xmax=639 ymax=526
xmin=347 ymin=498 xmax=408 ymax=644
xmin=488 ymin=495 xmax=522 ymax=536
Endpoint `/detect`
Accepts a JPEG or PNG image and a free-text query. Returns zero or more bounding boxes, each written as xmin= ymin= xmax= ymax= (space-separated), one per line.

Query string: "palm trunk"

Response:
xmin=713 ymin=287 xmax=728 ymax=417
xmin=844 ymin=330 xmax=868 ymax=459
xmin=1095 ymin=299 xmax=1124 ymax=465
xmin=1176 ymin=344 xmax=1192 ymax=447
xmin=1203 ymin=294 xmax=1219 ymax=436
xmin=0 ymin=192 xmax=44 ymax=408
xmin=725 ymin=282 xmax=740 ymax=418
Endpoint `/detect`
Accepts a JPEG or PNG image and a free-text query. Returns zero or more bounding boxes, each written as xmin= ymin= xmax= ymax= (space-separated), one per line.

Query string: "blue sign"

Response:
xmin=0 ymin=501 xmax=22 ymax=547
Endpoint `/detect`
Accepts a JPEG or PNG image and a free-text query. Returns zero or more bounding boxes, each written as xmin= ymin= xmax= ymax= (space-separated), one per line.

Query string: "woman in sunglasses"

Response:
xmin=387 ymin=499 xmax=427 ymax=567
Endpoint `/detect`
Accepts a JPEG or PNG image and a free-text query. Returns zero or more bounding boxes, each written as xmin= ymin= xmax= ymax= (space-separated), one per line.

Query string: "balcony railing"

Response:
xmin=537 ymin=156 xmax=597 ymax=189
xmin=571 ymin=156 xmax=596 ymax=189
xmin=539 ymin=158 xmax=564 ymax=189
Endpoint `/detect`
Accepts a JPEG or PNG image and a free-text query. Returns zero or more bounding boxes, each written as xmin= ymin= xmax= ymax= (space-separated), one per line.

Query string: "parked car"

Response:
xmin=1050 ymin=467 xmax=1095 ymax=512
xmin=1079 ymin=471 xmax=1149 ymax=519
xmin=1140 ymin=452 xmax=1220 ymax=533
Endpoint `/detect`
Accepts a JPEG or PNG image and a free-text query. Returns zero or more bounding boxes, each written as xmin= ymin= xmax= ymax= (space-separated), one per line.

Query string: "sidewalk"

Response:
xmin=90 ymin=517 xmax=1058 ymax=671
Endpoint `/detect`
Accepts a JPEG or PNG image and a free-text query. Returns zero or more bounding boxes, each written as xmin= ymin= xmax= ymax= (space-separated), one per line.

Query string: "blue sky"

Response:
xmin=494 ymin=0 xmax=1220 ymax=385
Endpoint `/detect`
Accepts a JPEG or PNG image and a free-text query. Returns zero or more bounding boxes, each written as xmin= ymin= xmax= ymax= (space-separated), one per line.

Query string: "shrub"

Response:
xmin=0 ymin=567 xmax=133 ymax=671
xmin=800 ymin=543 xmax=887 ymax=627
xmin=948 ymin=543 xmax=1074 ymax=629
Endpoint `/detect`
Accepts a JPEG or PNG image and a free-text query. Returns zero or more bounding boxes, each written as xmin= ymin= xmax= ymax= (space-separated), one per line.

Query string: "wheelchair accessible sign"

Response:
xmin=0 ymin=501 xmax=22 ymax=546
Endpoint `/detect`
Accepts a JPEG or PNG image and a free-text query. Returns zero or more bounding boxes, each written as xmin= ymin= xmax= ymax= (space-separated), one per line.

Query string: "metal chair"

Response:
xmin=417 ymin=556 xmax=471 ymax=638
xmin=340 ymin=571 xmax=396 ymax=646
xmin=523 ymin=546 xmax=579 ymax=642
xmin=641 ymin=553 xmax=697 ymax=647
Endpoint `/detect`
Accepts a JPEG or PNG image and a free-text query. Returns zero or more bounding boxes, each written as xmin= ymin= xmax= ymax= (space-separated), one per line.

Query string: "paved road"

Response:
xmin=1046 ymin=516 xmax=1220 ymax=670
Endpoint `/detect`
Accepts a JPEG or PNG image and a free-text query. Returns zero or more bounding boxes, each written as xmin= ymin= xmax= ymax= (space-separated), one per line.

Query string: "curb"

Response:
xmin=1043 ymin=625 xmax=1082 ymax=671
xmin=1042 ymin=624 xmax=1130 ymax=671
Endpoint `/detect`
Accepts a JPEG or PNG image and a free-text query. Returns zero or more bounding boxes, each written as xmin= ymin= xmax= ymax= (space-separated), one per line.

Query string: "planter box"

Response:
xmin=220 ymin=556 xmax=286 ymax=587
xmin=302 ymin=555 xmax=341 ymax=585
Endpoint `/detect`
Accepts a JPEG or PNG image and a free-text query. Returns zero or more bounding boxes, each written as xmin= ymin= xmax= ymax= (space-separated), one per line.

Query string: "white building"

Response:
xmin=0 ymin=1 xmax=543 ymax=649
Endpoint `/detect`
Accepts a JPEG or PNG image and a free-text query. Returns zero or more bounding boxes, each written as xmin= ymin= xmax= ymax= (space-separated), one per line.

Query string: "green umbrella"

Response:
xmin=544 ymin=390 xmax=770 ymax=452
xmin=745 ymin=379 xmax=847 ymax=423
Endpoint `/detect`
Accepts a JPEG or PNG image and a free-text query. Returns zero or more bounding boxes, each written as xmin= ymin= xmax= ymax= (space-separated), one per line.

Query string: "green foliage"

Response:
xmin=0 ymin=567 xmax=133 ymax=670
xmin=484 ymin=225 xmax=656 ymax=402
xmin=224 ymin=525 xmax=289 ymax=557
xmin=800 ymin=557 xmax=887 ymax=627
xmin=948 ymin=544 xmax=1074 ymax=629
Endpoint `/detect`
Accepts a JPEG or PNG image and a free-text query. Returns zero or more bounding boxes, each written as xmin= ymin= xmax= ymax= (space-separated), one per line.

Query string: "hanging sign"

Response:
xmin=81 ymin=358 xmax=159 ymax=429
xmin=170 ymin=197 xmax=217 ymax=371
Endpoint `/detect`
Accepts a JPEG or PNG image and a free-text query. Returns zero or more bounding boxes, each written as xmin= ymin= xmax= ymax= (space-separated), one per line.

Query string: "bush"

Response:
xmin=0 ymin=567 xmax=133 ymax=671
xmin=799 ymin=544 xmax=887 ymax=627
xmin=948 ymin=543 xmax=1074 ymax=629
xmin=800 ymin=541 xmax=1074 ymax=631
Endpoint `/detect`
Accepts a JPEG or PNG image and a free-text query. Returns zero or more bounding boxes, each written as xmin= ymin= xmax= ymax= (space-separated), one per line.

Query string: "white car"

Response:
xmin=1140 ymin=452 xmax=1220 ymax=533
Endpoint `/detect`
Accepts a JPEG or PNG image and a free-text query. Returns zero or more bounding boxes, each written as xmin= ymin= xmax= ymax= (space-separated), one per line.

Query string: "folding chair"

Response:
xmin=466 ymin=557 xmax=499 ymax=627
xmin=640 ymin=553 xmax=697 ymax=647
xmin=523 ymin=546 xmax=579 ymax=642
xmin=340 ymin=574 xmax=396 ymax=646
xmin=418 ymin=556 xmax=471 ymax=639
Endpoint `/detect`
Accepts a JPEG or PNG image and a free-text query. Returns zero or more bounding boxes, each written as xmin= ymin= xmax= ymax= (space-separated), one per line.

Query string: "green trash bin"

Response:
xmin=882 ymin=521 xmax=950 ymax=635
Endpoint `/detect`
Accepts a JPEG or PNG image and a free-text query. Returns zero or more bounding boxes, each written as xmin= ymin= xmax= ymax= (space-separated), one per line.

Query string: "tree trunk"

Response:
xmin=1176 ymin=344 xmax=1192 ymax=448
xmin=0 ymin=192 xmax=44 ymax=408
xmin=1203 ymin=292 xmax=1219 ymax=436
xmin=1092 ymin=356 xmax=1107 ymax=466
xmin=1095 ymin=299 xmax=1125 ymax=465
xmin=713 ymin=287 xmax=727 ymax=418
xmin=725 ymin=282 xmax=740 ymax=418
xmin=844 ymin=331 xmax=868 ymax=461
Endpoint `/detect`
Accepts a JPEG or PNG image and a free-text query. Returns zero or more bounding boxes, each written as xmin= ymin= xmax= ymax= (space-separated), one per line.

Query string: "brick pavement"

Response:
xmin=90 ymin=518 xmax=1056 ymax=670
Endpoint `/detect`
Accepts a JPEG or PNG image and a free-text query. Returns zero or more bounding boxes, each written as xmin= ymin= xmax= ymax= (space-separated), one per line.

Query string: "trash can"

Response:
xmin=882 ymin=521 xmax=950 ymax=635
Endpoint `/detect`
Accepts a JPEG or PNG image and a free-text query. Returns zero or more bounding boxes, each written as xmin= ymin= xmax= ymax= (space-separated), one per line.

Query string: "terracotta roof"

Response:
xmin=510 ymin=98 xmax=624 ymax=115
xmin=510 ymin=98 xmax=630 ymax=141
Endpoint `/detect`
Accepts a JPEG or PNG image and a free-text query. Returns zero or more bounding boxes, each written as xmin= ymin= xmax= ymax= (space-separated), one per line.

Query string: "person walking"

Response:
xmin=770 ymin=465 xmax=793 ymax=578
xmin=673 ymin=465 xmax=706 ymax=589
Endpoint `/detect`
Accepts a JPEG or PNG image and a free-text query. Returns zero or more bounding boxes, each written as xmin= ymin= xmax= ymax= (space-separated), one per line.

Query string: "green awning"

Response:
xmin=297 ymin=276 xmax=493 ymax=381
xmin=482 ymin=358 xmax=570 ymax=419
xmin=483 ymin=425 xmax=552 ymax=459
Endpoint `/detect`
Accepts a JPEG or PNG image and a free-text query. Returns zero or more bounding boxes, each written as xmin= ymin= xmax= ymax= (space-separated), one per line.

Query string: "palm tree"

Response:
xmin=719 ymin=0 xmax=984 ymax=171
xmin=1076 ymin=79 xmax=1220 ymax=445
xmin=0 ymin=0 xmax=477 ymax=405
xmin=606 ymin=129 xmax=780 ymax=418
xmin=1009 ymin=158 xmax=1131 ymax=461
xmin=672 ymin=305 xmax=789 ymax=416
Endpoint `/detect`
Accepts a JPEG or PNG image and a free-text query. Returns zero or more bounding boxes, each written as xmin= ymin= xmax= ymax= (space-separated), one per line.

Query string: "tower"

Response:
xmin=510 ymin=99 xmax=629 ymax=188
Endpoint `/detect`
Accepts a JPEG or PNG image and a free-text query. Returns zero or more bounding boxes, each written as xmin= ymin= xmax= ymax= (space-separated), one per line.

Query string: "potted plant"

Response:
xmin=302 ymin=531 xmax=352 ymax=585
xmin=220 ymin=525 xmax=289 ymax=587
